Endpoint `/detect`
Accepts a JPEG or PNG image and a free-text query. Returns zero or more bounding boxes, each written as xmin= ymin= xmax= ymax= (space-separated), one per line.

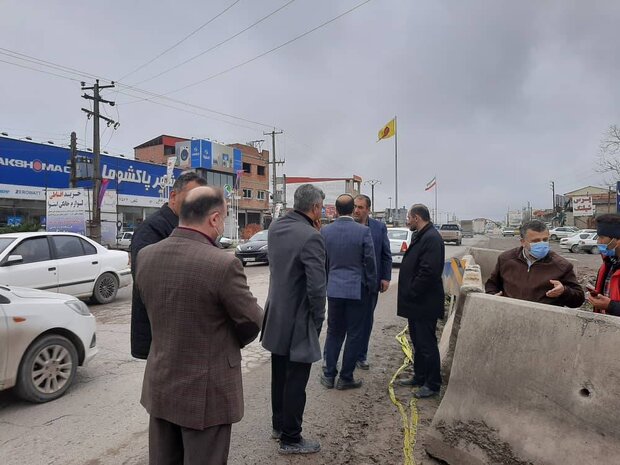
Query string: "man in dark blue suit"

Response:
xmin=320 ymin=194 xmax=377 ymax=390
xmin=353 ymin=195 xmax=392 ymax=370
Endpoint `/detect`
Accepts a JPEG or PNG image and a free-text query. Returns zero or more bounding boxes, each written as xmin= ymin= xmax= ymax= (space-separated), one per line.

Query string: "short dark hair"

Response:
xmin=172 ymin=171 xmax=207 ymax=193
xmin=595 ymin=214 xmax=620 ymax=226
xmin=409 ymin=204 xmax=430 ymax=222
xmin=293 ymin=184 xmax=325 ymax=213
xmin=180 ymin=188 xmax=225 ymax=225
xmin=520 ymin=220 xmax=548 ymax=238
xmin=336 ymin=194 xmax=354 ymax=215
xmin=355 ymin=194 xmax=371 ymax=209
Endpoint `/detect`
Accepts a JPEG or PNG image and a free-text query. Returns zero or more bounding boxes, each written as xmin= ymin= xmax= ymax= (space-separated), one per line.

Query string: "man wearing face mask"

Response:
xmin=587 ymin=214 xmax=620 ymax=316
xmin=485 ymin=220 xmax=584 ymax=307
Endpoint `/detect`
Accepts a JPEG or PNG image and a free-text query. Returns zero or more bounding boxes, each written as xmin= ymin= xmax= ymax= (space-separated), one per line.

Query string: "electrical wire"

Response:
xmin=119 ymin=0 xmax=242 ymax=81
xmin=131 ymin=0 xmax=298 ymax=86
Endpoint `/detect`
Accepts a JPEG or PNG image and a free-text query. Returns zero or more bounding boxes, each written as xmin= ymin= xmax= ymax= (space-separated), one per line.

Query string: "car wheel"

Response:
xmin=457 ymin=240 xmax=462 ymax=246
xmin=570 ymin=244 xmax=579 ymax=253
xmin=15 ymin=334 xmax=78 ymax=403
xmin=591 ymin=246 xmax=600 ymax=255
xmin=550 ymin=235 xmax=558 ymax=241
xmin=91 ymin=272 xmax=118 ymax=304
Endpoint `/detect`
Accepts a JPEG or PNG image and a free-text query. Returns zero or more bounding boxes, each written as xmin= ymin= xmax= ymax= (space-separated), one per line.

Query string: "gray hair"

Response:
xmin=172 ymin=171 xmax=207 ymax=193
xmin=293 ymin=184 xmax=325 ymax=213
xmin=520 ymin=219 xmax=548 ymax=238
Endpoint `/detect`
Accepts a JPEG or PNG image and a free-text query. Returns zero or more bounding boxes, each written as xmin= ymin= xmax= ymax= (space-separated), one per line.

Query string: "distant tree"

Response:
xmin=596 ymin=125 xmax=620 ymax=182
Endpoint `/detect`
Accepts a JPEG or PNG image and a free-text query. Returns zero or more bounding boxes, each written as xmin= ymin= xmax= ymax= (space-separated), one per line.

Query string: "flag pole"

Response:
xmin=434 ymin=174 xmax=438 ymax=224
xmin=394 ymin=115 xmax=398 ymax=225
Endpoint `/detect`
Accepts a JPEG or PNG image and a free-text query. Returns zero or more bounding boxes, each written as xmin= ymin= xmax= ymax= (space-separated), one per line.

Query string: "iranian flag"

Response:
xmin=425 ymin=177 xmax=436 ymax=191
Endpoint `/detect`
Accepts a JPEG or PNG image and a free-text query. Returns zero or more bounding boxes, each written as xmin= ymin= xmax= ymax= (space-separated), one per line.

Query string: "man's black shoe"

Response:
xmin=336 ymin=378 xmax=363 ymax=390
xmin=271 ymin=429 xmax=282 ymax=440
xmin=397 ymin=377 xmax=424 ymax=387
xmin=320 ymin=374 xmax=335 ymax=389
xmin=278 ymin=437 xmax=321 ymax=454
xmin=413 ymin=385 xmax=439 ymax=399
xmin=356 ymin=360 xmax=370 ymax=370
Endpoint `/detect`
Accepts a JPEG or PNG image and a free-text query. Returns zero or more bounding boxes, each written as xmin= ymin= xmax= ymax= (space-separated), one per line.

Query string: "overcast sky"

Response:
xmin=1 ymin=0 xmax=619 ymax=220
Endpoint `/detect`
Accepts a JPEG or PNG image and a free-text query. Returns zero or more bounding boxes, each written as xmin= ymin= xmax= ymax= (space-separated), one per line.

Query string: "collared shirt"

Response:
xmin=522 ymin=248 xmax=540 ymax=271
xmin=294 ymin=210 xmax=315 ymax=227
xmin=177 ymin=226 xmax=218 ymax=247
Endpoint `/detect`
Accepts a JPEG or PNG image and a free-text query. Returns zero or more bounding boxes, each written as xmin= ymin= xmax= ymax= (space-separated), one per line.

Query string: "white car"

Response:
xmin=559 ymin=231 xmax=597 ymax=253
xmin=0 ymin=232 xmax=131 ymax=304
xmin=577 ymin=234 xmax=600 ymax=254
xmin=387 ymin=227 xmax=414 ymax=264
xmin=115 ymin=231 xmax=133 ymax=251
xmin=0 ymin=285 xmax=97 ymax=402
xmin=548 ymin=226 xmax=580 ymax=241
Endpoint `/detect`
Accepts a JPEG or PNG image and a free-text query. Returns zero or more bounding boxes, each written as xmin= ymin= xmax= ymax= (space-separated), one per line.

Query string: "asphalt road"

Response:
xmin=0 ymin=237 xmax=486 ymax=465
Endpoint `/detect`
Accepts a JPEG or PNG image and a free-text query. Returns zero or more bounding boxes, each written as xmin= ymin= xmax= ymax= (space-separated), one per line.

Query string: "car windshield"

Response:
xmin=441 ymin=224 xmax=459 ymax=230
xmin=388 ymin=230 xmax=409 ymax=240
xmin=250 ymin=231 xmax=268 ymax=242
xmin=0 ymin=237 xmax=16 ymax=255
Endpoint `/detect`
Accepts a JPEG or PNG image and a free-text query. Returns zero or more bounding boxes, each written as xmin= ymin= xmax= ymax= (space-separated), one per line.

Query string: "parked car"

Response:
xmin=502 ymin=228 xmax=516 ymax=237
xmin=548 ymin=226 xmax=580 ymax=241
xmin=0 ymin=232 xmax=131 ymax=304
xmin=577 ymin=234 xmax=600 ymax=254
xmin=218 ymin=236 xmax=233 ymax=249
xmin=115 ymin=231 xmax=133 ymax=251
xmin=387 ymin=227 xmax=414 ymax=264
xmin=439 ymin=223 xmax=462 ymax=245
xmin=0 ymin=285 xmax=98 ymax=402
xmin=560 ymin=231 xmax=597 ymax=253
xmin=235 ymin=230 xmax=268 ymax=266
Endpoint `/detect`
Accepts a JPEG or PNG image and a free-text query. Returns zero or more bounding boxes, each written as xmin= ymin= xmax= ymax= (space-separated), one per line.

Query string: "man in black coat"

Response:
xmin=130 ymin=171 xmax=206 ymax=359
xmin=397 ymin=204 xmax=445 ymax=398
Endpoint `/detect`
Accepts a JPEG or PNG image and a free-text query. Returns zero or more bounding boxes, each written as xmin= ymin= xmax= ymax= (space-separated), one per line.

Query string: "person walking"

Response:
xmin=135 ymin=186 xmax=263 ymax=464
xmin=261 ymin=184 xmax=327 ymax=455
xmin=321 ymin=194 xmax=377 ymax=390
xmin=397 ymin=204 xmax=445 ymax=398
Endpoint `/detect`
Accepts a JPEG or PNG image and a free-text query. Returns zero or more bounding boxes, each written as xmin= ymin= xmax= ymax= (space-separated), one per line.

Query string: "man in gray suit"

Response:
xmin=320 ymin=194 xmax=377 ymax=390
xmin=136 ymin=186 xmax=263 ymax=464
xmin=261 ymin=184 xmax=327 ymax=455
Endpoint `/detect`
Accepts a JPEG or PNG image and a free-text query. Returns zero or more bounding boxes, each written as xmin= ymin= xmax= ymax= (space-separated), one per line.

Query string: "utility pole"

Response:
xmin=364 ymin=179 xmax=381 ymax=216
xmin=69 ymin=132 xmax=77 ymax=188
xmin=81 ymin=80 xmax=118 ymax=243
xmin=264 ymin=129 xmax=284 ymax=217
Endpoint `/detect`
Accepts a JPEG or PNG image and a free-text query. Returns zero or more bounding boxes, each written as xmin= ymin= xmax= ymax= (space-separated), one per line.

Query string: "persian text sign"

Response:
xmin=572 ymin=196 xmax=594 ymax=217
xmin=46 ymin=189 xmax=87 ymax=234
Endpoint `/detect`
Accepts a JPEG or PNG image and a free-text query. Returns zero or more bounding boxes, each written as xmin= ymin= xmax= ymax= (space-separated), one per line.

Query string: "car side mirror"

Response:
xmin=4 ymin=255 xmax=23 ymax=266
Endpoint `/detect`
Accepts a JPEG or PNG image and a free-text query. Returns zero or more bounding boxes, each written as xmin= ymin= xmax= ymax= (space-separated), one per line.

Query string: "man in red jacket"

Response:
xmin=485 ymin=220 xmax=584 ymax=307
xmin=588 ymin=214 xmax=620 ymax=316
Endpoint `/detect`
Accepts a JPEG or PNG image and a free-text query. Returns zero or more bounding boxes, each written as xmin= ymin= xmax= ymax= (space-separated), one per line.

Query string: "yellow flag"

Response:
xmin=378 ymin=118 xmax=396 ymax=141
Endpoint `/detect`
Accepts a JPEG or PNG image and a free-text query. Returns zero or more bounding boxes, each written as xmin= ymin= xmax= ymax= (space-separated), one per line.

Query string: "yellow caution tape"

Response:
xmin=388 ymin=325 xmax=419 ymax=465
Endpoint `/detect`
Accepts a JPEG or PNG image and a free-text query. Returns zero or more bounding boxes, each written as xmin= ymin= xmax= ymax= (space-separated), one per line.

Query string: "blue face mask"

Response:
xmin=598 ymin=244 xmax=616 ymax=257
xmin=529 ymin=241 xmax=550 ymax=259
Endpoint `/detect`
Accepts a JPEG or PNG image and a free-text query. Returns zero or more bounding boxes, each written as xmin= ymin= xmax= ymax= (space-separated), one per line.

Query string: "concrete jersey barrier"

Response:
xmin=427 ymin=293 xmax=620 ymax=465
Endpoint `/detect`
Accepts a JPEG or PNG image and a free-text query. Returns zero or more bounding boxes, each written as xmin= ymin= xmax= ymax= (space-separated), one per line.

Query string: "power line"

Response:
xmin=132 ymin=0 xmax=298 ymax=86
xmin=119 ymin=0 xmax=242 ymax=81
xmin=129 ymin=0 xmax=374 ymax=100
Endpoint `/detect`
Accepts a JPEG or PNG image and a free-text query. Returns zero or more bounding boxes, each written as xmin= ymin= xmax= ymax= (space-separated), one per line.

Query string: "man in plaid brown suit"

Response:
xmin=136 ymin=186 xmax=263 ymax=464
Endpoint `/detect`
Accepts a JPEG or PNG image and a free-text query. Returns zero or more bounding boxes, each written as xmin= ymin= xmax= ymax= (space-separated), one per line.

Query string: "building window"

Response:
xmin=257 ymin=165 xmax=265 ymax=176
xmin=257 ymin=191 xmax=266 ymax=200
xmin=243 ymin=163 xmax=252 ymax=174
xmin=243 ymin=189 xmax=253 ymax=199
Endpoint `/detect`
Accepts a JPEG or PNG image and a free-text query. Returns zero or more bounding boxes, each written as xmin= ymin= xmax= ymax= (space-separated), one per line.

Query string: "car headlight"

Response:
xmin=259 ymin=244 xmax=268 ymax=251
xmin=66 ymin=300 xmax=91 ymax=316
xmin=236 ymin=245 xmax=242 ymax=251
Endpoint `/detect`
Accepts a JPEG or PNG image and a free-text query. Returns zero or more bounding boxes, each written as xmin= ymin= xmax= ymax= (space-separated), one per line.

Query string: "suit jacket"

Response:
xmin=397 ymin=223 xmax=445 ymax=320
xmin=261 ymin=211 xmax=327 ymax=364
xmin=135 ymin=228 xmax=263 ymax=430
xmin=130 ymin=203 xmax=178 ymax=359
xmin=321 ymin=216 xmax=377 ymax=300
xmin=368 ymin=217 xmax=393 ymax=287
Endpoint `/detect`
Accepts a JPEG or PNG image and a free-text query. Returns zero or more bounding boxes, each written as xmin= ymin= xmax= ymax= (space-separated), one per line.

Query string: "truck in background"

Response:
xmin=460 ymin=220 xmax=474 ymax=238
xmin=439 ymin=223 xmax=462 ymax=245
